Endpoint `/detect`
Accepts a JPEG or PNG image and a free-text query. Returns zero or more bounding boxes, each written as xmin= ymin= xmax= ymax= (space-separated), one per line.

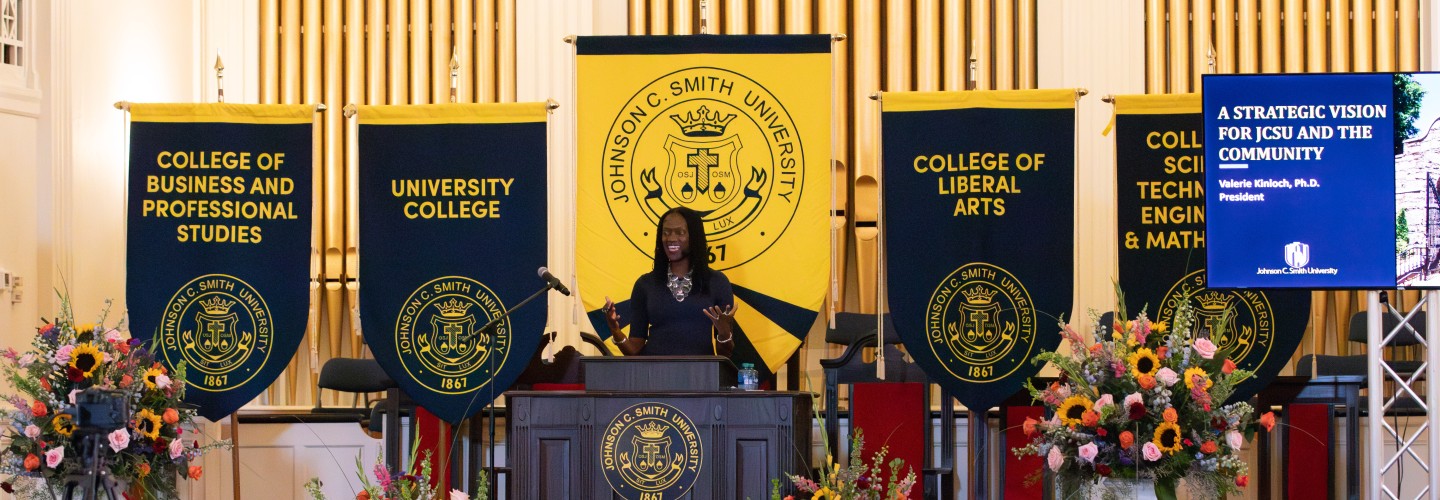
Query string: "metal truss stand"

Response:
xmin=1365 ymin=290 xmax=1440 ymax=499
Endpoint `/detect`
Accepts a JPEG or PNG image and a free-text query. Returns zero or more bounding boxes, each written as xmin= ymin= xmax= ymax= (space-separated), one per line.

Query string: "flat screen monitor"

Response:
xmin=1204 ymin=72 xmax=1440 ymax=289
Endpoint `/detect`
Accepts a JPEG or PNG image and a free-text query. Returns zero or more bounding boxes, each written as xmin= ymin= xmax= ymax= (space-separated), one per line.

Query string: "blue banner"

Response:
xmin=881 ymin=90 xmax=1075 ymax=412
xmin=126 ymin=103 xmax=315 ymax=420
xmin=358 ymin=103 xmax=549 ymax=423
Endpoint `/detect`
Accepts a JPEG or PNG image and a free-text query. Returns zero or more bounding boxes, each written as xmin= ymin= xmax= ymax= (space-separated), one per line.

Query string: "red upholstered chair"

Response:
xmin=822 ymin=313 xmax=955 ymax=500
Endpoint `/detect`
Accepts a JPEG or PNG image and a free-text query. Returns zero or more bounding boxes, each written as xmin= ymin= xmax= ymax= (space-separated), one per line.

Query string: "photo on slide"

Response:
xmin=1394 ymin=73 xmax=1440 ymax=287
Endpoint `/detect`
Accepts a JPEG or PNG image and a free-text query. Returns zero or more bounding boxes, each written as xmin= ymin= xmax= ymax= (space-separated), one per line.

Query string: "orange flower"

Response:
xmin=1259 ymin=411 xmax=1276 ymax=432
xmin=1088 ymin=343 xmax=1103 ymax=354
xmin=356 ymin=491 xmax=371 ymax=500
xmin=163 ymin=408 xmax=179 ymax=425
xmin=1162 ymin=407 xmax=1178 ymax=423
xmin=1236 ymin=475 xmax=1249 ymax=487
xmin=1156 ymin=346 xmax=1168 ymax=358
xmin=39 ymin=377 xmax=50 ymax=391
xmin=1201 ymin=440 xmax=1219 ymax=454
xmin=1119 ymin=431 xmax=1135 ymax=449
xmin=1223 ymin=359 xmax=1238 ymax=375
xmin=1081 ymin=409 xmax=1100 ymax=427
xmin=187 ymin=465 xmax=203 ymax=480
xmin=1022 ymin=417 xmax=1038 ymax=436
xmin=137 ymin=462 xmax=151 ymax=477
xmin=120 ymin=375 xmax=133 ymax=388
xmin=1138 ymin=374 xmax=1157 ymax=390
xmin=23 ymin=454 xmax=38 ymax=471
xmin=30 ymin=401 xmax=46 ymax=418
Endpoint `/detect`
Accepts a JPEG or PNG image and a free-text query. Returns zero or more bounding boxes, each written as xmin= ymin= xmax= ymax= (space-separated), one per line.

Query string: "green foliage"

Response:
xmin=1395 ymin=73 xmax=1426 ymax=153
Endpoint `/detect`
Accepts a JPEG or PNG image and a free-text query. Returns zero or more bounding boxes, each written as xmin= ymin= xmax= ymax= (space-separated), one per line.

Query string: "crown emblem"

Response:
xmin=200 ymin=296 xmax=234 ymax=315
xmin=636 ymin=421 xmax=668 ymax=439
xmin=669 ymin=105 xmax=736 ymax=137
xmin=1196 ymin=291 xmax=1232 ymax=311
xmin=434 ymin=298 xmax=474 ymax=318
xmin=961 ymin=286 xmax=997 ymax=305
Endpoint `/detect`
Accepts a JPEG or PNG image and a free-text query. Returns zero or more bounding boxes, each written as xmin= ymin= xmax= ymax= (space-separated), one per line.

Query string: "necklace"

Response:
xmin=667 ymin=269 xmax=693 ymax=302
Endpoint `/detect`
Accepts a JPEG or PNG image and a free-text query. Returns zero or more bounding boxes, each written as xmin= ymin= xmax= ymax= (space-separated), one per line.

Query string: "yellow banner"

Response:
xmin=128 ymin=103 xmax=317 ymax=124
xmin=576 ymin=36 xmax=831 ymax=372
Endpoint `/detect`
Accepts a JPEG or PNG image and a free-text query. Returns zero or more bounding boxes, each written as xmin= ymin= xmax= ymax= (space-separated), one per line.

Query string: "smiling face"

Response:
xmin=661 ymin=212 xmax=690 ymax=263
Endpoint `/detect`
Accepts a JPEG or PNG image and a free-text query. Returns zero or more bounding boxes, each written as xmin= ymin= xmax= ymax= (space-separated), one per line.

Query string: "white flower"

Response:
xmin=24 ymin=425 xmax=40 ymax=439
xmin=107 ymin=429 xmax=129 ymax=452
xmin=449 ymin=489 xmax=469 ymax=500
xmin=1226 ymin=430 xmax=1244 ymax=450
xmin=17 ymin=353 xmax=35 ymax=367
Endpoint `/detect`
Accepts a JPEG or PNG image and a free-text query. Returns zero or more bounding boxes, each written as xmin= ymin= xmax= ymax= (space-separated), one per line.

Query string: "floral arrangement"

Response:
xmin=773 ymin=428 xmax=917 ymax=500
xmin=1012 ymin=290 xmax=1274 ymax=500
xmin=0 ymin=298 xmax=228 ymax=499
xmin=305 ymin=439 xmax=488 ymax=500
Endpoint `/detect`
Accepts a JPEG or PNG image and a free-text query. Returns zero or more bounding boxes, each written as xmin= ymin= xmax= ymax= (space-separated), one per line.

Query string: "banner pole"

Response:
xmin=230 ymin=413 xmax=241 ymax=500
xmin=215 ymin=55 xmax=225 ymax=103
xmin=869 ymin=92 xmax=885 ymax=379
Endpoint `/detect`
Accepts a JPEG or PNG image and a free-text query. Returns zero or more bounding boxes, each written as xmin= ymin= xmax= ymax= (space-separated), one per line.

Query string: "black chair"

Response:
xmin=580 ymin=331 xmax=615 ymax=356
xmin=315 ymin=356 xmax=414 ymax=472
xmin=820 ymin=312 xmax=955 ymax=500
xmin=1296 ymin=310 xmax=1426 ymax=380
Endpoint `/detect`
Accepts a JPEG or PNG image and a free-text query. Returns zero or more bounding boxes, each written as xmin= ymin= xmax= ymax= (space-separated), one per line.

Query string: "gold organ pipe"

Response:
xmin=994 ymin=0 xmax=1014 ymax=90
xmin=756 ymin=0 xmax=780 ymax=34
xmin=345 ymin=0 xmax=364 ymax=360
xmin=971 ymin=0 xmax=991 ymax=90
xmin=1374 ymin=0 xmax=1395 ymax=71
xmin=726 ymin=0 xmax=750 ymax=34
xmin=1146 ymin=0 xmax=1165 ymax=93
xmin=629 ymin=0 xmax=645 ymax=34
xmin=324 ymin=0 xmax=346 ymax=370
xmin=477 ymin=0 xmax=496 ymax=102
xmin=261 ymin=0 xmax=278 ymax=104
xmin=1018 ymin=0 xmax=1035 ymax=88
xmin=1169 ymin=0 xmax=1191 ymax=92
xmin=1193 ymin=0 xmax=1214 ymax=89
xmin=388 ymin=0 xmax=409 ymax=103
xmin=283 ymin=0 xmax=301 ymax=104
xmin=785 ymin=0 xmax=810 ymax=34
xmin=454 ymin=0 xmax=473 ymax=102
xmin=1329 ymin=0 xmax=1350 ymax=71
xmin=1305 ymin=0 xmax=1327 ymax=71
xmin=1399 ymin=0 xmax=1418 ymax=70
xmin=917 ymin=0 xmax=940 ymax=91
xmin=410 ymin=0 xmax=430 ymax=104
xmin=853 ymin=0 xmax=879 ymax=314
xmin=1352 ymin=0 xmax=1372 ymax=72
xmin=302 ymin=0 xmax=323 ymax=405
xmin=432 ymin=0 xmax=452 ymax=101
xmin=943 ymin=0 xmax=963 ymax=90
xmin=1238 ymin=0 xmax=1259 ymax=73
xmin=1260 ymin=0 xmax=1280 ymax=72
xmin=1215 ymin=0 xmax=1237 ymax=74
xmin=499 ymin=0 xmax=515 ymax=102
xmin=701 ymin=0 xmax=721 ymax=34
xmin=886 ymin=0 xmax=911 ymax=91
xmin=650 ymin=0 xmax=670 ymax=34
xmin=674 ymin=0 xmax=694 ymax=34
xmin=366 ymin=0 xmax=385 ymax=105
xmin=1283 ymin=0 xmax=1304 ymax=71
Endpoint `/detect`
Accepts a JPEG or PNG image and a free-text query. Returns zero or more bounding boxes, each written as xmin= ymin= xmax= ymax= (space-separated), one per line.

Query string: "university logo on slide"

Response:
xmin=160 ymin=274 xmax=271 ymax=392
xmin=395 ymin=276 xmax=512 ymax=394
xmin=1285 ymin=241 xmax=1310 ymax=269
xmin=602 ymin=67 xmax=805 ymax=269
xmin=601 ymin=402 xmax=703 ymax=500
xmin=927 ymin=263 xmax=1037 ymax=383
xmin=1158 ymin=271 xmax=1273 ymax=366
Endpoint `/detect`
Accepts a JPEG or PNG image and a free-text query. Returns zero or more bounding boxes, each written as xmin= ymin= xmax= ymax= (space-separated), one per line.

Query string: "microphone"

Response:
xmin=537 ymin=267 xmax=571 ymax=296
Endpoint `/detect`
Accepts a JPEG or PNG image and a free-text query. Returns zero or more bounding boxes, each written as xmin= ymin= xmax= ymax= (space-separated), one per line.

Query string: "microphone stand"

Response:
xmin=469 ymin=281 xmax=559 ymax=500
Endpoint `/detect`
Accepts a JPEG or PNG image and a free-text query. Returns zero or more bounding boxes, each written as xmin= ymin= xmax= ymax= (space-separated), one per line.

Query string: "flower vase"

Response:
xmin=1103 ymin=477 xmax=1159 ymax=500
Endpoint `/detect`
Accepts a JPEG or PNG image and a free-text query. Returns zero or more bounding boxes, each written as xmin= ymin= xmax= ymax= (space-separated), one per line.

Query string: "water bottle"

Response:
xmin=738 ymin=363 xmax=759 ymax=390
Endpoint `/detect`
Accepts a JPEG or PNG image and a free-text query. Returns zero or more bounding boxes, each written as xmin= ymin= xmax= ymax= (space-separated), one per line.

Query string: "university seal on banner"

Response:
xmin=600 ymin=67 xmax=806 ymax=269
xmin=927 ymin=263 xmax=1037 ymax=383
xmin=1158 ymin=270 xmax=1274 ymax=367
xmin=160 ymin=274 xmax=272 ymax=392
xmin=395 ymin=276 xmax=512 ymax=395
xmin=601 ymin=402 xmax=702 ymax=500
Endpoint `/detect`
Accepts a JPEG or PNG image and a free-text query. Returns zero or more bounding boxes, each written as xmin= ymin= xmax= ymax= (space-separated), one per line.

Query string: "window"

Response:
xmin=0 ymin=0 xmax=21 ymax=69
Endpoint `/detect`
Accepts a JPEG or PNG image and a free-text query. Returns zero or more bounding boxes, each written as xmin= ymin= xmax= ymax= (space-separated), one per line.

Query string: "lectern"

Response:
xmin=508 ymin=356 xmax=813 ymax=499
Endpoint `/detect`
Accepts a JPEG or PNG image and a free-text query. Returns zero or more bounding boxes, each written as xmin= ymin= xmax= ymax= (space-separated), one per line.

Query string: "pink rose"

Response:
xmin=24 ymin=425 xmax=39 ymax=439
xmin=17 ymin=354 xmax=35 ymax=367
xmin=156 ymin=374 xmax=172 ymax=390
xmin=1142 ymin=442 xmax=1162 ymax=461
xmin=45 ymin=446 xmax=63 ymax=468
xmin=1226 ymin=430 xmax=1244 ymax=450
xmin=1123 ymin=393 xmax=1144 ymax=409
xmin=1047 ymin=446 xmax=1064 ymax=471
xmin=107 ymin=429 xmax=129 ymax=452
xmin=1078 ymin=442 xmax=1098 ymax=463
xmin=449 ymin=490 xmax=468 ymax=500
xmin=1094 ymin=394 xmax=1114 ymax=411
xmin=104 ymin=329 xmax=123 ymax=343
xmin=169 ymin=438 xmax=184 ymax=459
xmin=1193 ymin=338 xmax=1217 ymax=359
xmin=1155 ymin=367 xmax=1179 ymax=386
xmin=54 ymin=345 xmax=73 ymax=364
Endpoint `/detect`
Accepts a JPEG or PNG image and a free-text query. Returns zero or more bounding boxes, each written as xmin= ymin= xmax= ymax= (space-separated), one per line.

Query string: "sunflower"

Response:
xmin=135 ymin=409 xmax=162 ymax=440
xmin=1183 ymin=367 xmax=1213 ymax=390
xmin=68 ymin=343 xmax=103 ymax=379
xmin=1128 ymin=347 xmax=1161 ymax=378
xmin=1057 ymin=395 xmax=1094 ymax=427
xmin=52 ymin=413 xmax=76 ymax=437
xmin=1153 ymin=421 xmax=1184 ymax=454
xmin=143 ymin=367 xmax=164 ymax=391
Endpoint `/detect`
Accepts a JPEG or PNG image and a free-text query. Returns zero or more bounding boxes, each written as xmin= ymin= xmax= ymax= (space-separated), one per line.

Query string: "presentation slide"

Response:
xmin=1205 ymin=72 xmax=1440 ymax=289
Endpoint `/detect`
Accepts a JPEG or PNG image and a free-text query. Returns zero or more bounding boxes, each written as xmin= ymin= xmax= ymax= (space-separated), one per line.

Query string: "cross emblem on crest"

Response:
xmin=968 ymin=309 xmax=991 ymax=341
xmin=688 ymin=148 xmax=718 ymax=194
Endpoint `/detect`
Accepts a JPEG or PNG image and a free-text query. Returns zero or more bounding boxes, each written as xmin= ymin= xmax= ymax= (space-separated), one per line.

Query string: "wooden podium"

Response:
xmin=508 ymin=356 xmax=813 ymax=499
